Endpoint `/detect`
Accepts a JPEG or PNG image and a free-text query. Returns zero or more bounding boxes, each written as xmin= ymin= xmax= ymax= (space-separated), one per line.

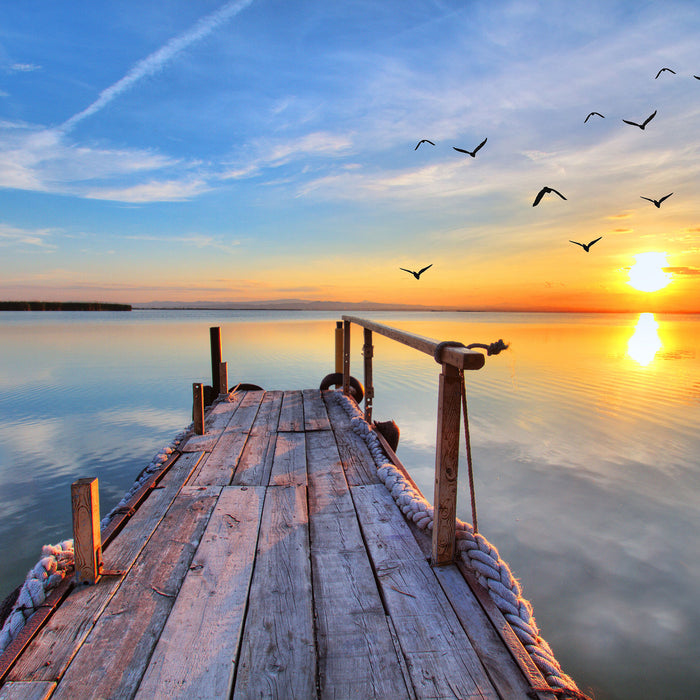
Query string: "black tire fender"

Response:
xmin=319 ymin=372 xmax=364 ymax=404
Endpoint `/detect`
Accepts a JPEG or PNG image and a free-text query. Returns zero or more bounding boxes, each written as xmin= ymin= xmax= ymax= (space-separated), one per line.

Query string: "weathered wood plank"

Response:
xmin=322 ymin=391 xmax=380 ymax=486
xmin=232 ymin=391 xmax=282 ymax=486
xmin=306 ymin=431 xmax=411 ymax=699
xmin=248 ymin=391 xmax=283 ymax=436
xmin=180 ymin=393 xmax=245 ymax=452
xmin=0 ymin=681 xmax=56 ymax=700
xmin=190 ymin=431 xmax=249 ymax=487
xmin=351 ymin=484 xmax=499 ymax=700
xmin=302 ymin=389 xmax=331 ymax=431
xmin=225 ymin=390 xmax=265 ymax=432
xmin=277 ymin=390 xmax=303 ymax=432
xmin=434 ymin=564 xmax=543 ymax=699
xmin=47 ymin=486 xmax=219 ymax=700
xmin=269 ymin=431 xmax=306 ymax=487
xmin=233 ymin=485 xmax=315 ymax=700
xmin=135 ymin=487 xmax=265 ymax=699
xmin=7 ymin=452 xmax=205 ymax=684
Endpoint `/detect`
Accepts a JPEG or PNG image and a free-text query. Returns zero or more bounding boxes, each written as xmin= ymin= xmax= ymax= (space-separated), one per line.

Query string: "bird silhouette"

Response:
xmin=532 ymin=186 xmax=567 ymax=207
xmin=584 ymin=112 xmax=605 ymax=123
xmin=622 ymin=110 xmax=657 ymax=129
xmin=400 ymin=264 xmax=433 ymax=279
xmin=414 ymin=139 xmax=435 ymax=150
xmin=694 ymin=75 xmax=700 ymax=80
xmin=655 ymin=67 xmax=676 ymax=78
xmin=453 ymin=138 xmax=487 ymax=157
xmin=640 ymin=193 xmax=673 ymax=208
xmin=570 ymin=237 xmax=602 ymax=252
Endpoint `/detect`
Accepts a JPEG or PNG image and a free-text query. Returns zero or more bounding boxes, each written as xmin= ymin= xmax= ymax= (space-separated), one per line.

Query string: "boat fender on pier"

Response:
xmin=319 ymin=372 xmax=364 ymax=404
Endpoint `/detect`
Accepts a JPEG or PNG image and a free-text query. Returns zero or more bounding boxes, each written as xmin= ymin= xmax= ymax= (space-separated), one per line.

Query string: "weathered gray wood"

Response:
xmin=351 ymin=484 xmax=499 ymax=700
xmin=306 ymin=431 xmax=410 ymax=699
xmin=226 ymin=390 xmax=265 ymax=432
xmin=71 ymin=478 xmax=102 ymax=584
xmin=7 ymin=452 xmax=205 ymax=684
xmin=432 ymin=362 xmax=461 ymax=565
xmin=322 ymin=391 xmax=380 ymax=486
xmin=190 ymin=431 xmax=249 ymax=487
xmin=233 ymin=391 xmax=283 ymax=486
xmin=342 ymin=315 xmax=486 ymax=371
xmin=269 ymin=431 xmax=306 ymax=487
xmin=0 ymin=681 xmax=56 ymax=700
xmin=277 ymin=390 xmax=304 ymax=432
xmin=434 ymin=564 xmax=541 ymax=698
xmin=136 ymin=487 xmax=265 ymax=699
xmin=302 ymin=389 xmax=331 ymax=431
xmin=343 ymin=319 xmax=351 ymax=397
xmin=218 ymin=360 xmax=228 ymax=396
xmin=180 ymin=393 xmax=245 ymax=452
xmin=47 ymin=486 xmax=219 ymax=700
xmin=233 ymin=485 xmax=315 ymax=700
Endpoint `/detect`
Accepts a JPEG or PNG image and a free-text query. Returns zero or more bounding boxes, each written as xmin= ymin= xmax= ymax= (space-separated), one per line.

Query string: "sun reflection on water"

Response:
xmin=627 ymin=313 xmax=662 ymax=366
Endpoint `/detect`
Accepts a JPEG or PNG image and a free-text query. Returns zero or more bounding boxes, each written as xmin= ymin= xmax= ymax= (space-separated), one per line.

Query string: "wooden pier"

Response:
xmin=0 ymin=319 xmax=560 ymax=700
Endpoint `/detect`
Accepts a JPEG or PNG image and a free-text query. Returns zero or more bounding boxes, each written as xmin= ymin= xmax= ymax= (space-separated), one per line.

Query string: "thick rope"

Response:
xmin=333 ymin=391 xmax=582 ymax=695
xmin=0 ymin=428 xmax=188 ymax=654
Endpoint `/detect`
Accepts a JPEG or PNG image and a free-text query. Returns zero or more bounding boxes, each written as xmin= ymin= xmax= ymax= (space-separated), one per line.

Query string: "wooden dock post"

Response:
xmin=218 ymin=361 xmax=228 ymax=397
xmin=334 ymin=321 xmax=343 ymax=374
xmin=432 ymin=362 xmax=461 ymax=566
xmin=193 ymin=382 xmax=205 ymax=435
xmin=71 ymin=478 xmax=102 ymax=584
xmin=210 ymin=327 xmax=222 ymax=399
xmin=342 ymin=319 xmax=351 ymax=397
xmin=363 ymin=328 xmax=374 ymax=423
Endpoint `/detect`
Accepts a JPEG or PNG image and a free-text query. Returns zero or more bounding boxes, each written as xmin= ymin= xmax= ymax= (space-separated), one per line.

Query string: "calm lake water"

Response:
xmin=1 ymin=309 xmax=698 ymax=699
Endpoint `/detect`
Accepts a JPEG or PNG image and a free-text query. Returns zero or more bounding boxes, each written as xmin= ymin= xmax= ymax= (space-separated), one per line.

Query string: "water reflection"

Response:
xmin=627 ymin=313 xmax=662 ymax=366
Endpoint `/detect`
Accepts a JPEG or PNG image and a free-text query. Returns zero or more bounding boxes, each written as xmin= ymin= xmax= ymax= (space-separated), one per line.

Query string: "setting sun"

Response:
xmin=627 ymin=252 xmax=673 ymax=293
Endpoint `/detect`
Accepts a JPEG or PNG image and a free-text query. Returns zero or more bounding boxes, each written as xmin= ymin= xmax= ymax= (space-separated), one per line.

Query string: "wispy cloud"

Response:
xmin=0 ymin=223 xmax=56 ymax=250
xmin=85 ymin=178 xmax=210 ymax=203
xmin=9 ymin=63 xmax=41 ymax=73
xmin=60 ymin=0 xmax=255 ymax=133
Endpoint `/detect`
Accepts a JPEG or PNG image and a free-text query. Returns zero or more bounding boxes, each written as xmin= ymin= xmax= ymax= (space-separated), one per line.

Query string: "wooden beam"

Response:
xmin=210 ymin=326 xmax=222 ymax=395
xmin=71 ymin=478 xmax=102 ymax=585
xmin=218 ymin=361 xmax=228 ymax=396
xmin=193 ymin=382 xmax=204 ymax=435
xmin=432 ymin=362 xmax=461 ymax=566
xmin=362 ymin=328 xmax=374 ymax=423
xmin=342 ymin=319 xmax=351 ymax=396
xmin=342 ymin=315 xmax=485 ymax=371
xmin=334 ymin=320 xmax=343 ymax=374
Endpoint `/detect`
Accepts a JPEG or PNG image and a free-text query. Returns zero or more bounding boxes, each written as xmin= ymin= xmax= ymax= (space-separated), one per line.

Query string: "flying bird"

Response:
xmin=453 ymin=138 xmax=487 ymax=157
xmin=414 ymin=139 xmax=435 ymax=150
xmin=570 ymin=237 xmax=602 ymax=252
xmin=532 ymin=186 xmax=567 ymax=207
xmin=655 ymin=67 xmax=676 ymax=78
xmin=694 ymin=75 xmax=700 ymax=80
xmin=622 ymin=110 xmax=657 ymax=130
xmin=400 ymin=264 xmax=433 ymax=279
xmin=640 ymin=193 xmax=673 ymax=208
xmin=584 ymin=112 xmax=605 ymax=123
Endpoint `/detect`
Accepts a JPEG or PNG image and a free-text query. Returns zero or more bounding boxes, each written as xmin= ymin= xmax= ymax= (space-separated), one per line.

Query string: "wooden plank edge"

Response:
xmin=454 ymin=561 xmax=556 ymax=700
xmin=0 ymin=579 xmax=73 ymax=685
xmin=350 ymin=422 xmax=557 ymax=700
xmin=0 ymin=448 xmax=205 ymax=687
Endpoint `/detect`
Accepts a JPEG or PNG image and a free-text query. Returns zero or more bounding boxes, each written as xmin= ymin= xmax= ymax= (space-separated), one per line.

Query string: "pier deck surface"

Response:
xmin=1 ymin=389 xmax=550 ymax=699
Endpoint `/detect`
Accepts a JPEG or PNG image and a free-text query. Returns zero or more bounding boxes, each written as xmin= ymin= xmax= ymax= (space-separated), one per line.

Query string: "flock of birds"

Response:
xmin=400 ymin=66 xmax=694 ymax=280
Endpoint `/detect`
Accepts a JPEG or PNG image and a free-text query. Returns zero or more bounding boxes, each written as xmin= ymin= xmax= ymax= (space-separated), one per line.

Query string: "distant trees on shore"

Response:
xmin=0 ymin=301 xmax=131 ymax=311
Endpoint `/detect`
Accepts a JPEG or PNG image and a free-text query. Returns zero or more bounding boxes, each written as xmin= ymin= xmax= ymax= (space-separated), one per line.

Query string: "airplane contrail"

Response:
xmin=60 ymin=0 xmax=254 ymax=132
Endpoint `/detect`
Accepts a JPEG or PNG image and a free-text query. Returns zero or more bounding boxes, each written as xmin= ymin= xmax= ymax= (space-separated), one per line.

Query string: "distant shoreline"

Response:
xmin=0 ymin=301 xmax=132 ymax=311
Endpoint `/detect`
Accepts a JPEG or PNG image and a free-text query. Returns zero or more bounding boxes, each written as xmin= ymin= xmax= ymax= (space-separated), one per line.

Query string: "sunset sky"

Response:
xmin=1 ymin=0 xmax=699 ymax=312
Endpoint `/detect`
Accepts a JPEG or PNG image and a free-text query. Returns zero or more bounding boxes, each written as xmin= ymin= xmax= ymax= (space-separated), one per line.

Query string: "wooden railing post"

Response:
xmin=342 ymin=320 xmax=351 ymax=397
xmin=210 ymin=327 xmax=222 ymax=398
xmin=334 ymin=321 xmax=343 ymax=374
xmin=218 ymin=361 xmax=228 ymax=397
xmin=363 ymin=328 xmax=374 ymax=423
xmin=432 ymin=362 xmax=461 ymax=566
xmin=193 ymin=382 xmax=205 ymax=435
xmin=71 ymin=478 xmax=102 ymax=584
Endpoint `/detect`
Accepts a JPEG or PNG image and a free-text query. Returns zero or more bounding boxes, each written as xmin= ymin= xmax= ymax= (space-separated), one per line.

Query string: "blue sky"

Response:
xmin=1 ymin=0 xmax=699 ymax=310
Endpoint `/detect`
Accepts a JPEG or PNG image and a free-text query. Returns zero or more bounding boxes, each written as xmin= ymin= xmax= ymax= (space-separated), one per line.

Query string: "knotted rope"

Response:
xmin=0 ymin=428 xmax=188 ymax=654
xmin=333 ymin=391 xmax=582 ymax=696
